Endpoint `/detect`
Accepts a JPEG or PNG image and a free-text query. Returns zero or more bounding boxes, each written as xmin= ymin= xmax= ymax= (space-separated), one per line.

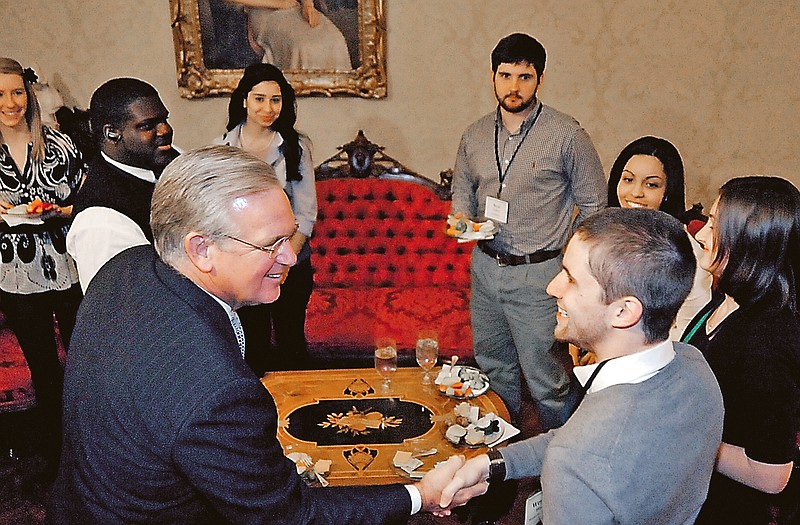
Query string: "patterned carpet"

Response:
xmin=0 ymin=409 xmax=50 ymax=525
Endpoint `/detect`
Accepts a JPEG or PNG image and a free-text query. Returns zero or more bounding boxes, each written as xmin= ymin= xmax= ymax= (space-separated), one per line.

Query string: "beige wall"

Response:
xmin=3 ymin=0 xmax=799 ymax=209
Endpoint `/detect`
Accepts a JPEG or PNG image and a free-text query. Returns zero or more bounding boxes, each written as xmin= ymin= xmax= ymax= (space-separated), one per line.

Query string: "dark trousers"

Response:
xmin=239 ymin=256 xmax=313 ymax=375
xmin=0 ymin=284 xmax=82 ymax=465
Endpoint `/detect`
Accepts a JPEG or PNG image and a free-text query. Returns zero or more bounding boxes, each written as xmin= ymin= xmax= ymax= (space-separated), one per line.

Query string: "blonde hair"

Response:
xmin=0 ymin=58 xmax=44 ymax=162
xmin=151 ymin=145 xmax=282 ymax=267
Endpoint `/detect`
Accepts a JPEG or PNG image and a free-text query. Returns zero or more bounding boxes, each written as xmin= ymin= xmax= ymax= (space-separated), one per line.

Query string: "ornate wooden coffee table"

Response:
xmin=261 ymin=367 xmax=510 ymax=486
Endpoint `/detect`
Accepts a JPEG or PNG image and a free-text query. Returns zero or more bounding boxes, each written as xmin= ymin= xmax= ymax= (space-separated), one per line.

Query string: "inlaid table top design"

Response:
xmin=261 ymin=367 xmax=511 ymax=486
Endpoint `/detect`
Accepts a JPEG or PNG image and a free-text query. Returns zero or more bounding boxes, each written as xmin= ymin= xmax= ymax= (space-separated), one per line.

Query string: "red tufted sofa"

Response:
xmin=305 ymin=131 xmax=475 ymax=364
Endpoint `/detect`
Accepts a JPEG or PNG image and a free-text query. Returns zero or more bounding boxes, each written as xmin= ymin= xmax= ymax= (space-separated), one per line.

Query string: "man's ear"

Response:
xmin=609 ymin=296 xmax=643 ymax=330
xmin=184 ymin=233 xmax=214 ymax=273
xmin=103 ymin=125 xmax=121 ymax=143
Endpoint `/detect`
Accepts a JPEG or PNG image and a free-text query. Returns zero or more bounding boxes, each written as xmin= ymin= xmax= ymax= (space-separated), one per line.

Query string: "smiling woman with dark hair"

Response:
xmin=214 ymin=63 xmax=317 ymax=374
xmin=684 ymin=175 xmax=800 ymax=524
xmin=607 ymin=136 xmax=712 ymax=340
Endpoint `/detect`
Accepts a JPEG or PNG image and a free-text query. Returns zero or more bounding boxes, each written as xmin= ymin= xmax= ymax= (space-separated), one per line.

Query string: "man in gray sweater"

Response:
xmin=438 ymin=208 xmax=724 ymax=524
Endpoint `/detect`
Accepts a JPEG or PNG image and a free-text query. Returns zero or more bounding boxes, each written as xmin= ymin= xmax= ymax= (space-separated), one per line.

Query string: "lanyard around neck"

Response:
xmin=494 ymin=102 xmax=543 ymax=198
xmin=681 ymin=308 xmax=714 ymax=343
xmin=582 ymin=358 xmax=611 ymax=395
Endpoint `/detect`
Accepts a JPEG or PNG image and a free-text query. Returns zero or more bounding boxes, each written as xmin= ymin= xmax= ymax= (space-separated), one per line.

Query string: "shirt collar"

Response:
xmin=200 ymin=288 xmax=233 ymax=317
xmin=101 ymin=151 xmax=157 ymax=183
xmin=573 ymin=340 xmax=675 ymax=394
xmin=494 ymin=99 xmax=542 ymax=136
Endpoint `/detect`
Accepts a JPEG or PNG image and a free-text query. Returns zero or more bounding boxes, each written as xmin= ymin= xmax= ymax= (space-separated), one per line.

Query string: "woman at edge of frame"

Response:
xmin=0 ymin=57 xmax=84 ymax=474
xmin=683 ymin=175 xmax=800 ymax=524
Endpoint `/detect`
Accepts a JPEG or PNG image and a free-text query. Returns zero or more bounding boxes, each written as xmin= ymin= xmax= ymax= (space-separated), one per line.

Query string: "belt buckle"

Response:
xmin=495 ymin=254 xmax=508 ymax=267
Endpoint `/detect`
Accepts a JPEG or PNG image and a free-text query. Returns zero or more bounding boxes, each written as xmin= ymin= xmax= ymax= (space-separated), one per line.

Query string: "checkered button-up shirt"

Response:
xmin=451 ymin=102 xmax=606 ymax=255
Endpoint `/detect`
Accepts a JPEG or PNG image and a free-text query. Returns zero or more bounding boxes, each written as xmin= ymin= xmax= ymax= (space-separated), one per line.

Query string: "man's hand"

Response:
xmin=415 ymin=455 xmax=486 ymax=516
xmin=435 ymin=454 xmax=491 ymax=515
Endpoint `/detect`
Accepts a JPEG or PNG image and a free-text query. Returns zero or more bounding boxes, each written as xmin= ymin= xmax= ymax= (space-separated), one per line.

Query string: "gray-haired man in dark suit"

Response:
xmin=49 ymin=145 xmax=481 ymax=524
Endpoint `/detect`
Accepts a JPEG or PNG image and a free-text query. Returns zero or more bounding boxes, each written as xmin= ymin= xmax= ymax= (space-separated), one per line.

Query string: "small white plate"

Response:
xmin=436 ymin=365 xmax=490 ymax=399
xmin=454 ymin=221 xmax=500 ymax=241
xmin=5 ymin=204 xmax=40 ymax=217
xmin=444 ymin=411 xmax=503 ymax=448
xmin=444 ymin=415 xmax=519 ymax=448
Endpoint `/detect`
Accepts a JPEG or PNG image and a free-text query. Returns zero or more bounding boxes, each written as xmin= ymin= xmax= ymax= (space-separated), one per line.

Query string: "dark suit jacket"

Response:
xmin=49 ymin=245 xmax=411 ymax=524
xmin=72 ymin=156 xmax=157 ymax=242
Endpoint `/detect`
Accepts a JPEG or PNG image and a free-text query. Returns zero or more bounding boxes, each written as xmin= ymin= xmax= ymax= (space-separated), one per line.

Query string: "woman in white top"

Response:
xmin=214 ymin=63 xmax=317 ymax=374
xmin=607 ymin=136 xmax=712 ymax=340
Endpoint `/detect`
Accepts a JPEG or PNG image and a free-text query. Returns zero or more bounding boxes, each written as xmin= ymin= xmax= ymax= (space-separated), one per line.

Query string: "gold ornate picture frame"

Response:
xmin=169 ymin=0 xmax=386 ymax=98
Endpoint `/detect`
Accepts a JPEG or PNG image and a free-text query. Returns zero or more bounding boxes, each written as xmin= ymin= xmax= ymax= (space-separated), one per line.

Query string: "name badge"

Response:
xmin=485 ymin=196 xmax=509 ymax=224
xmin=525 ymin=490 xmax=543 ymax=525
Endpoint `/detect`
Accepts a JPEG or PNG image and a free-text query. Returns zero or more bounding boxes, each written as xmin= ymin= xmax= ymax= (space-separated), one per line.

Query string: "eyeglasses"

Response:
xmin=222 ymin=224 xmax=298 ymax=258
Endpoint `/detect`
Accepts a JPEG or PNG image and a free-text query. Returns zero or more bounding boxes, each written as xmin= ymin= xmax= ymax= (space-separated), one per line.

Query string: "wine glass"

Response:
xmin=374 ymin=339 xmax=397 ymax=391
xmin=415 ymin=332 xmax=439 ymax=385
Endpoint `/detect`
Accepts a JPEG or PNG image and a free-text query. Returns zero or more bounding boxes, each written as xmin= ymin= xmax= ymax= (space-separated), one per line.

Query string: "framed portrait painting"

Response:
xmin=169 ymin=0 xmax=386 ymax=98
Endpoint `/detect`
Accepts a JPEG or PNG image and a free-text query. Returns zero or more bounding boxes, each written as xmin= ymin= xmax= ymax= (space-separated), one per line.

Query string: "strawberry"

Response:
xmin=26 ymin=198 xmax=55 ymax=215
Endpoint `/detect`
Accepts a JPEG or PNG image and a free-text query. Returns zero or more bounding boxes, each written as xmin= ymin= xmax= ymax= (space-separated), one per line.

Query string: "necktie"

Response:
xmin=230 ymin=311 xmax=246 ymax=359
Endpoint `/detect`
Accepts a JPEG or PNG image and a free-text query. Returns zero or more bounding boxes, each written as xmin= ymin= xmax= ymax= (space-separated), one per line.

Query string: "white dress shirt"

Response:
xmin=66 ymin=153 xmax=154 ymax=292
xmin=573 ymin=340 xmax=675 ymax=395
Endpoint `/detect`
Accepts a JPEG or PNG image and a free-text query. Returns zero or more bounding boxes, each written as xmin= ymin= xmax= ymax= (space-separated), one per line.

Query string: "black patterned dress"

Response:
xmin=0 ymin=125 xmax=84 ymax=465
xmin=0 ymin=126 xmax=81 ymax=291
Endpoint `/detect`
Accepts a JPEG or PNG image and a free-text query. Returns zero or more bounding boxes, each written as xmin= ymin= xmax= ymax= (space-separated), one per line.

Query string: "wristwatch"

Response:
xmin=486 ymin=449 xmax=506 ymax=483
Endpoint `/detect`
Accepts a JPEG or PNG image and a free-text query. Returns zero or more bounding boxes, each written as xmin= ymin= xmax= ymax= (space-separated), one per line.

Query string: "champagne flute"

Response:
xmin=374 ymin=339 xmax=397 ymax=391
xmin=415 ymin=332 xmax=439 ymax=385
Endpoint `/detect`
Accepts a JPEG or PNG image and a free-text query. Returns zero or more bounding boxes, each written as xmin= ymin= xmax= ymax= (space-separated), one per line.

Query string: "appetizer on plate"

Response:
xmin=436 ymin=365 xmax=490 ymax=398
xmin=444 ymin=402 xmax=502 ymax=447
xmin=445 ymin=215 xmax=499 ymax=241
xmin=5 ymin=198 xmax=55 ymax=216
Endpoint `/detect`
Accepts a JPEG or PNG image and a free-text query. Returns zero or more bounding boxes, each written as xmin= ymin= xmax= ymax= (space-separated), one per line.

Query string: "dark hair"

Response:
xmin=576 ymin=208 xmax=695 ymax=343
xmin=56 ymin=107 xmax=95 ymax=164
xmin=227 ymin=63 xmax=302 ymax=182
xmin=89 ymin=78 xmax=160 ymax=144
xmin=491 ymin=33 xmax=546 ymax=79
xmin=607 ymin=136 xmax=686 ymax=219
xmin=712 ymin=176 xmax=800 ymax=312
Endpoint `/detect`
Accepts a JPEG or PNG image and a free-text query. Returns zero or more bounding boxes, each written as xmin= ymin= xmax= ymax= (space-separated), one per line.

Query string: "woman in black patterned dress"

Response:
xmin=0 ymin=58 xmax=83 ymax=470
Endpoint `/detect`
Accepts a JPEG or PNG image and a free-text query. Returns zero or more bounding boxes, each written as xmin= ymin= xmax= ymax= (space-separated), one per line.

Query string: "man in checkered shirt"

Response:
xmin=451 ymin=32 xmax=606 ymax=430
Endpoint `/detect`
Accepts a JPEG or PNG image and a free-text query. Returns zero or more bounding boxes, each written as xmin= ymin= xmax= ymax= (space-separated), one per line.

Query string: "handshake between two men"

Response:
xmin=415 ymin=454 xmax=493 ymax=516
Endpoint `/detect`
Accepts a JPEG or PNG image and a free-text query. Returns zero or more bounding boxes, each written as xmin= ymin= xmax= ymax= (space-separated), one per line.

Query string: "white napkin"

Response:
xmin=2 ymin=214 xmax=43 ymax=227
xmin=487 ymin=417 xmax=520 ymax=447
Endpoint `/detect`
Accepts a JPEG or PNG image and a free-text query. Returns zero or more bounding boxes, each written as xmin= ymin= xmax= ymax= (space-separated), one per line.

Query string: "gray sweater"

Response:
xmin=501 ymin=343 xmax=723 ymax=524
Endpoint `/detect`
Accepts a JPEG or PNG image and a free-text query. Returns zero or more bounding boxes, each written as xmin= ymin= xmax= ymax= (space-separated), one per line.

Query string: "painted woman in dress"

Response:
xmin=0 ymin=58 xmax=83 ymax=470
xmin=229 ymin=0 xmax=353 ymax=70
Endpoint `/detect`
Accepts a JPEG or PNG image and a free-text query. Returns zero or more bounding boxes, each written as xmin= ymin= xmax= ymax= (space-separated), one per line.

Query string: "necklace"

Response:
xmin=705 ymin=295 xmax=739 ymax=336
xmin=239 ymin=125 xmax=277 ymax=158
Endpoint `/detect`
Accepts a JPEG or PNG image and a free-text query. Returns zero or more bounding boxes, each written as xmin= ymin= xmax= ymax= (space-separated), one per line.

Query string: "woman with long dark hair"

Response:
xmin=608 ymin=136 xmax=712 ymax=340
xmin=684 ymin=176 xmax=800 ymax=524
xmin=214 ymin=63 xmax=316 ymax=374
xmin=0 ymin=58 xmax=83 ymax=470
